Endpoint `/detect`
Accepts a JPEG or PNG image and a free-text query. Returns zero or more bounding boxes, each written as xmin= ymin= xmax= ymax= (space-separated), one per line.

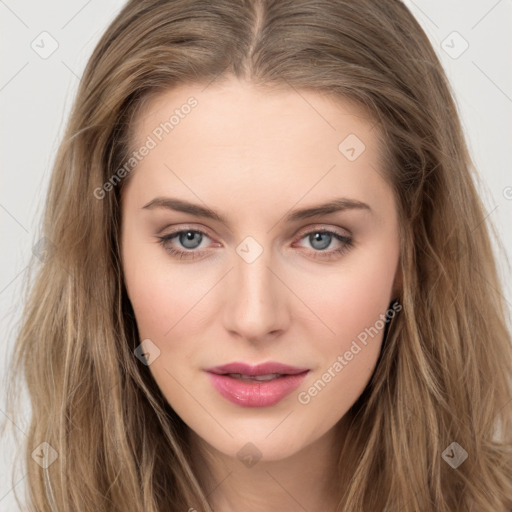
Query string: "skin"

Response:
xmin=120 ymin=76 xmax=401 ymax=512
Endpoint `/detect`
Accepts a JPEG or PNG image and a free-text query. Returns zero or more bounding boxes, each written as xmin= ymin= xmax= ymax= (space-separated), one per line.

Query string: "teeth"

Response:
xmin=227 ymin=373 xmax=283 ymax=381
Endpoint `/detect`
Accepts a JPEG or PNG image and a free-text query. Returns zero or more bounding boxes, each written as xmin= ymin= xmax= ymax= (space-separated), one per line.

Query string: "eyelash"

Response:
xmin=156 ymin=226 xmax=353 ymax=261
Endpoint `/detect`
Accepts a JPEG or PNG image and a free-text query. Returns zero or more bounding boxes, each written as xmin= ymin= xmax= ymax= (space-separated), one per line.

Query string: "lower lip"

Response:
xmin=206 ymin=371 xmax=309 ymax=407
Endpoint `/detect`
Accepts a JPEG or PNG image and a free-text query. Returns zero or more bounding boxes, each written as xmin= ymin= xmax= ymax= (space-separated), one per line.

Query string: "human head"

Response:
xmin=6 ymin=1 xmax=512 ymax=511
xmin=119 ymin=76 xmax=402 ymax=464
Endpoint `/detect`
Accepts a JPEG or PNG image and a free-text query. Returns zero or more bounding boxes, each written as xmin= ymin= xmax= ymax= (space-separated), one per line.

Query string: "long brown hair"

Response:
xmin=3 ymin=0 xmax=512 ymax=510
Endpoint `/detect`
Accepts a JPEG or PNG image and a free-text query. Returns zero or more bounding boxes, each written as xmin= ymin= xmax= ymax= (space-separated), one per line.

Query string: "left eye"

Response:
xmin=296 ymin=230 xmax=349 ymax=251
xmin=156 ymin=227 xmax=353 ymax=261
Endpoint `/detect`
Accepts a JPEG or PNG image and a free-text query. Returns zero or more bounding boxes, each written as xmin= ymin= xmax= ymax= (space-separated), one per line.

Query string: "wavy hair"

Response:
xmin=3 ymin=0 xmax=512 ymax=510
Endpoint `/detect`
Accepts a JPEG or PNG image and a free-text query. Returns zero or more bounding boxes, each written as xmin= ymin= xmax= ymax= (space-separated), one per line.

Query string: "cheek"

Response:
xmin=122 ymin=230 xmax=210 ymax=341
xmin=126 ymin=265 xmax=212 ymax=345
xmin=124 ymin=230 xmax=398 ymax=356
xmin=298 ymin=279 xmax=393 ymax=419
xmin=316 ymin=245 xmax=398 ymax=348
xmin=124 ymin=261 xmax=212 ymax=403
xmin=300 ymin=242 xmax=398 ymax=405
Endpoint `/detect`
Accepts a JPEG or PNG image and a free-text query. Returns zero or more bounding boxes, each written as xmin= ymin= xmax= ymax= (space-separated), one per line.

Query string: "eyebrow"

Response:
xmin=142 ymin=196 xmax=372 ymax=224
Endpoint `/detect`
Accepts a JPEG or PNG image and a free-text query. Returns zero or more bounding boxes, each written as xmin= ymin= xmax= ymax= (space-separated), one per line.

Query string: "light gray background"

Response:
xmin=1 ymin=1 xmax=511 ymax=510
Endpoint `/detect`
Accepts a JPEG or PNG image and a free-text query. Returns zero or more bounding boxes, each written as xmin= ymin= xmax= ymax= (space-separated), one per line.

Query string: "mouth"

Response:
xmin=205 ymin=361 xmax=309 ymax=377
xmin=204 ymin=362 xmax=310 ymax=407
xmin=219 ymin=372 xmax=293 ymax=381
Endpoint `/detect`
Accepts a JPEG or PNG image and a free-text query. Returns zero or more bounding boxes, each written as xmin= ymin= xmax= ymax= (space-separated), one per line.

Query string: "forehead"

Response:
xmin=124 ymin=77 xmax=392 ymax=221
xmin=132 ymin=78 xmax=379 ymax=153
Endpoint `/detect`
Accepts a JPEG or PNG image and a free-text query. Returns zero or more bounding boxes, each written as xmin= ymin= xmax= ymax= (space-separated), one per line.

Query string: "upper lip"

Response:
xmin=205 ymin=362 xmax=309 ymax=376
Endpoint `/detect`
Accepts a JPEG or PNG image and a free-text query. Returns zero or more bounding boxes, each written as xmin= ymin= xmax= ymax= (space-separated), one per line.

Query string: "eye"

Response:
xmin=293 ymin=228 xmax=353 ymax=260
xmin=156 ymin=228 xmax=212 ymax=260
xmin=156 ymin=226 xmax=354 ymax=261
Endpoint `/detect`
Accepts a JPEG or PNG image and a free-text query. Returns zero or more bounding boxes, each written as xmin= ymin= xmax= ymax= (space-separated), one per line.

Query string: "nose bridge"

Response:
xmin=234 ymin=236 xmax=276 ymax=312
xmin=223 ymin=235 xmax=287 ymax=339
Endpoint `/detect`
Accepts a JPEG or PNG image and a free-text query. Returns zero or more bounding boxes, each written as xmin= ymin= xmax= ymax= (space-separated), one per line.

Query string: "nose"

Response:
xmin=222 ymin=242 xmax=290 ymax=343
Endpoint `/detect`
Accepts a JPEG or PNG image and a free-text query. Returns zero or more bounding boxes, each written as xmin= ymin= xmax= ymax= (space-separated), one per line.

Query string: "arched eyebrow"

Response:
xmin=142 ymin=196 xmax=372 ymax=225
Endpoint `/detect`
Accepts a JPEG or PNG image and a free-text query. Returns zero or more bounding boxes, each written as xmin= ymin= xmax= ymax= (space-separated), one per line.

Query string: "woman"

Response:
xmin=4 ymin=0 xmax=512 ymax=510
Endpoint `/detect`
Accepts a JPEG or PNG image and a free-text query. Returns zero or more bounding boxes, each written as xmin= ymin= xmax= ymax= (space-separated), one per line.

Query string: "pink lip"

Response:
xmin=204 ymin=361 xmax=310 ymax=407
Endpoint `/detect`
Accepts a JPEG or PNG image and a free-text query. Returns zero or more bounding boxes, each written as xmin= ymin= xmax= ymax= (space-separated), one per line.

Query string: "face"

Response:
xmin=120 ymin=76 xmax=401 ymax=462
